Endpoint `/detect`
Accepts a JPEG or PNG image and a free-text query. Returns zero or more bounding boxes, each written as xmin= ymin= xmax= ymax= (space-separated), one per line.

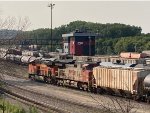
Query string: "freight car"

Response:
xmin=5 ymin=54 xmax=37 ymax=65
xmin=93 ymin=66 xmax=150 ymax=102
xmin=6 ymin=48 xmax=22 ymax=55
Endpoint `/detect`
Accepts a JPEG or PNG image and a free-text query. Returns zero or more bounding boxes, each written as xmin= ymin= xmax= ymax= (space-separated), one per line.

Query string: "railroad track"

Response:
xmin=1 ymin=72 xmax=150 ymax=113
xmin=0 ymin=79 xmax=103 ymax=113
xmin=0 ymin=81 xmax=66 ymax=113
xmin=0 ymin=89 xmax=55 ymax=113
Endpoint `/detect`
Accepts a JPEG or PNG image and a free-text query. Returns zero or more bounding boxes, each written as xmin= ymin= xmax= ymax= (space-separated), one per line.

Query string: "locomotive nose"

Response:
xmin=144 ymin=74 xmax=150 ymax=90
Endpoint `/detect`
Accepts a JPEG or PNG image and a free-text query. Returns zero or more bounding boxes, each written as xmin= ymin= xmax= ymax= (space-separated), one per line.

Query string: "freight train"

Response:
xmin=28 ymin=58 xmax=150 ymax=103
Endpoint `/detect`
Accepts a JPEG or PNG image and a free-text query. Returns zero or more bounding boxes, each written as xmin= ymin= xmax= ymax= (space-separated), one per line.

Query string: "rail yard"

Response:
xmin=1 ymin=31 xmax=150 ymax=113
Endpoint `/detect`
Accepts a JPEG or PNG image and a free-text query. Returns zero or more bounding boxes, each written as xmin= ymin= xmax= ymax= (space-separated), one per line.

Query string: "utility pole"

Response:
xmin=48 ymin=3 xmax=55 ymax=52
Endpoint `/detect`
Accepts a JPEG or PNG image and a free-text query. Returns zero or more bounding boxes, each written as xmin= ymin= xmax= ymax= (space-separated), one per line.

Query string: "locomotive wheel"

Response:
xmin=81 ymin=84 xmax=88 ymax=91
xmin=28 ymin=75 xmax=31 ymax=79
xmin=77 ymin=82 xmax=82 ymax=90
xmin=30 ymin=76 xmax=35 ymax=81
xmin=44 ymin=77 xmax=51 ymax=84
xmin=44 ymin=77 xmax=47 ymax=83
xmin=57 ymin=80 xmax=61 ymax=86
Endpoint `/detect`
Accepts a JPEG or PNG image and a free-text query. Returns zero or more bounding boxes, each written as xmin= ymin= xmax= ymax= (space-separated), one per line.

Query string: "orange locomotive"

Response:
xmin=56 ymin=62 xmax=98 ymax=91
xmin=29 ymin=59 xmax=59 ymax=83
xmin=28 ymin=59 xmax=98 ymax=91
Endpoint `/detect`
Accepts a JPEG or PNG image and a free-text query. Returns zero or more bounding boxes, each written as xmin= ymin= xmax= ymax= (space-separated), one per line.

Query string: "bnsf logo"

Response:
xmin=78 ymin=42 xmax=83 ymax=45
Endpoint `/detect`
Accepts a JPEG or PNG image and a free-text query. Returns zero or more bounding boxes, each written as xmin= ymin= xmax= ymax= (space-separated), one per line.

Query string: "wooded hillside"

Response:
xmin=23 ymin=21 xmax=150 ymax=55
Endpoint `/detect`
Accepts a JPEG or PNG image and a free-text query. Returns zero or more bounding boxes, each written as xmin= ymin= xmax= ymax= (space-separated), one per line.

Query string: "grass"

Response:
xmin=0 ymin=97 xmax=39 ymax=113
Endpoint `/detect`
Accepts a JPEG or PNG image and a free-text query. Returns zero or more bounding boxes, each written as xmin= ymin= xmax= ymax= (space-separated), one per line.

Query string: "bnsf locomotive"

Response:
xmin=28 ymin=59 xmax=150 ymax=103
xmin=29 ymin=59 xmax=99 ymax=91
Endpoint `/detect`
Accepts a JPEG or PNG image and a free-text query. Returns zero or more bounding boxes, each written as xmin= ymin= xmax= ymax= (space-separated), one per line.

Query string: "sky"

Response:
xmin=0 ymin=1 xmax=150 ymax=33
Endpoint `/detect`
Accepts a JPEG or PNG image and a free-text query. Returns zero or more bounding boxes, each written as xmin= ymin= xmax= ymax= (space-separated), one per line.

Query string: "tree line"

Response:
xmin=23 ymin=20 xmax=150 ymax=55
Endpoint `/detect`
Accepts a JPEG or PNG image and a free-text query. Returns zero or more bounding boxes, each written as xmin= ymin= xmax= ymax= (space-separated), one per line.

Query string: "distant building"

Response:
xmin=62 ymin=30 xmax=96 ymax=56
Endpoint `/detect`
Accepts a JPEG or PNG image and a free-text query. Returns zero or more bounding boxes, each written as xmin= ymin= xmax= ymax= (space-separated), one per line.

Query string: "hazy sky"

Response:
xmin=0 ymin=1 xmax=150 ymax=33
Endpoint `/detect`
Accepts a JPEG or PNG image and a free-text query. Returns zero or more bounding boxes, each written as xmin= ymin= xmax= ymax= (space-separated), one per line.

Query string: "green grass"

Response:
xmin=0 ymin=97 xmax=39 ymax=113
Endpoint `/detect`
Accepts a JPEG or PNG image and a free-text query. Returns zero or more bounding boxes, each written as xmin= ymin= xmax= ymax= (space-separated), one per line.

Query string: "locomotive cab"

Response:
xmin=81 ymin=62 xmax=99 ymax=90
xmin=28 ymin=61 xmax=38 ymax=79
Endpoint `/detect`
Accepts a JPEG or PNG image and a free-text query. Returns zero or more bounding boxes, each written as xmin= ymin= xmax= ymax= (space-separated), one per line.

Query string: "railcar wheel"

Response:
xmin=133 ymin=95 xmax=141 ymax=102
xmin=77 ymin=82 xmax=82 ymax=90
xmin=91 ymin=87 xmax=97 ymax=93
xmin=147 ymin=97 xmax=150 ymax=104
xmin=30 ymin=76 xmax=35 ymax=81
xmin=97 ymin=88 xmax=104 ymax=94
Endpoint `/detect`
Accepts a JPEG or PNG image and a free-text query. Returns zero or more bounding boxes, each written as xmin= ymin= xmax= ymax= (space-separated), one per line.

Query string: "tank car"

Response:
xmin=21 ymin=56 xmax=36 ymax=65
xmin=5 ymin=54 xmax=15 ymax=62
xmin=14 ymin=55 xmax=22 ymax=64
xmin=6 ymin=48 xmax=22 ymax=55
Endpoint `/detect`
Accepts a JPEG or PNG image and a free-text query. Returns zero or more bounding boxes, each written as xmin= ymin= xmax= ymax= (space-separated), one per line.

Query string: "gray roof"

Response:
xmin=62 ymin=32 xmax=97 ymax=38
xmin=100 ymin=62 xmax=137 ymax=68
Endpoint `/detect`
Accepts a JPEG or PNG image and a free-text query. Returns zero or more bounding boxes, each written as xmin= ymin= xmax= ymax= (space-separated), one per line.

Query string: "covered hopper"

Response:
xmin=93 ymin=66 xmax=150 ymax=95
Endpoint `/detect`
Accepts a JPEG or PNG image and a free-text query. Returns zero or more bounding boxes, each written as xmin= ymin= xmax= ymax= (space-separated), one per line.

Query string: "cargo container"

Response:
xmin=120 ymin=52 xmax=147 ymax=59
xmin=120 ymin=52 xmax=131 ymax=58
xmin=93 ymin=66 xmax=150 ymax=96
xmin=131 ymin=53 xmax=147 ymax=58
